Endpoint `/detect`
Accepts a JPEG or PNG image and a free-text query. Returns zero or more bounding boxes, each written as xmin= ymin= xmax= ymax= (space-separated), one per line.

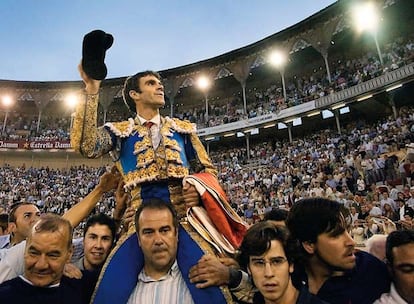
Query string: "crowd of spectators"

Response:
xmin=175 ymin=36 xmax=414 ymax=128
xmin=0 ymin=105 xmax=413 ymax=243
xmin=1 ymin=37 xmax=413 ymax=141
xmin=0 ymin=165 xmax=115 ymax=237
xmin=210 ymin=105 xmax=414 ymax=237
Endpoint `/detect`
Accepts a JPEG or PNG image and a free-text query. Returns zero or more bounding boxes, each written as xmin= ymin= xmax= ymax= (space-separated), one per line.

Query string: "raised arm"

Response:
xmin=70 ymin=63 xmax=114 ymax=158
xmin=62 ymin=167 xmax=121 ymax=228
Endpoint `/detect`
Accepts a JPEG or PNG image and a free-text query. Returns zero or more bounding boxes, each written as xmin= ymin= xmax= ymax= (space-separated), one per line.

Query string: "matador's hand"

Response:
xmin=78 ymin=62 xmax=101 ymax=94
xmin=182 ymin=182 xmax=200 ymax=209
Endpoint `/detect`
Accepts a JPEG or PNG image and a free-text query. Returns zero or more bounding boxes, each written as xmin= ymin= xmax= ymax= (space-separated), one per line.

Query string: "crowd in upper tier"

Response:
xmin=1 ymin=36 xmax=413 ymax=140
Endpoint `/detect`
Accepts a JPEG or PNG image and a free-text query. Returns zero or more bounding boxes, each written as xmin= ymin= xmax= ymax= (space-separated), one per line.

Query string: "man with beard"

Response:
xmin=287 ymin=198 xmax=391 ymax=304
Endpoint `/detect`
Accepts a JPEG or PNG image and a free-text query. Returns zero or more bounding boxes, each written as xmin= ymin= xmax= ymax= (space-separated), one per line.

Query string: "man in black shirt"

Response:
xmin=0 ymin=214 xmax=96 ymax=304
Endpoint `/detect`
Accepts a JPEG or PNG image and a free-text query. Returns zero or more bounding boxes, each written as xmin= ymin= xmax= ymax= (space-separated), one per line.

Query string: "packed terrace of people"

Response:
xmin=0 ymin=106 xmax=413 ymax=237
xmin=174 ymin=36 xmax=414 ymax=127
xmin=0 ymin=37 xmax=413 ymax=140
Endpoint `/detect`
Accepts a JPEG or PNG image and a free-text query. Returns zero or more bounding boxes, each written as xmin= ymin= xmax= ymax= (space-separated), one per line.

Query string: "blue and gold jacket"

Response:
xmin=70 ymin=93 xmax=217 ymax=215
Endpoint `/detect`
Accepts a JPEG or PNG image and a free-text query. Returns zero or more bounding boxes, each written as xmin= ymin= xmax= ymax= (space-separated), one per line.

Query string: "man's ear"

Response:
xmin=302 ymin=241 xmax=315 ymax=254
xmin=247 ymin=264 xmax=251 ymax=276
xmin=289 ymin=262 xmax=294 ymax=275
xmin=67 ymin=246 xmax=74 ymax=263
xmin=386 ymin=262 xmax=395 ymax=279
xmin=8 ymin=222 xmax=16 ymax=234
xmin=129 ymin=90 xmax=139 ymax=99
xmin=136 ymin=233 xmax=141 ymax=247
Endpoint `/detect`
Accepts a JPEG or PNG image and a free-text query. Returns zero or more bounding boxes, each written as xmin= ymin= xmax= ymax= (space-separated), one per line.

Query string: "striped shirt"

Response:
xmin=127 ymin=260 xmax=194 ymax=304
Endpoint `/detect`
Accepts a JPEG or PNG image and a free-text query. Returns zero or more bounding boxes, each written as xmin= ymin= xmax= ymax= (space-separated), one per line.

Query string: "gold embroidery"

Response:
xmin=105 ymin=119 xmax=135 ymax=137
xmin=134 ymin=137 xmax=152 ymax=154
xmin=163 ymin=137 xmax=182 ymax=151
xmin=167 ymin=164 xmax=188 ymax=178
xmin=136 ymin=149 xmax=156 ymax=167
xmin=165 ymin=149 xmax=182 ymax=164
xmin=189 ymin=133 xmax=218 ymax=176
xmin=167 ymin=117 xmax=197 ymax=134
xmin=70 ymin=92 xmax=113 ymax=158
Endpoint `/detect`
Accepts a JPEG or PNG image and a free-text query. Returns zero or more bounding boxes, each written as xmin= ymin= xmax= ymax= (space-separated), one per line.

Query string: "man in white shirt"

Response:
xmin=367 ymin=201 xmax=383 ymax=217
xmin=374 ymin=230 xmax=414 ymax=304
xmin=127 ymin=199 xmax=194 ymax=304
xmin=380 ymin=191 xmax=397 ymax=212
xmin=2 ymin=203 xmax=41 ymax=250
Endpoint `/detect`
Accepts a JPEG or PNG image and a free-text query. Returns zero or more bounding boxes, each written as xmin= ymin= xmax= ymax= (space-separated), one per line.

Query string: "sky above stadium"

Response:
xmin=0 ymin=0 xmax=335 ymax=82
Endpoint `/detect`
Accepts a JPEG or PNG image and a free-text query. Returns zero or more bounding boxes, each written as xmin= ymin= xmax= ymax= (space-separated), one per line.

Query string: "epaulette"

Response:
xmin=104 ymin=118 xmax=135 ymax=137
xmin=165 ymin=117 xmax=197 ymax=134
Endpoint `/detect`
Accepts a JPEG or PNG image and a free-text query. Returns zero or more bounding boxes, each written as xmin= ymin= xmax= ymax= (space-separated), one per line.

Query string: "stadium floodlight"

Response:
xmin=196 ymin=75 xmax=211 ymax=122
xmin=1 ymin=95 xmax=15 ymax=134
xmin=197 ymin=76 xmax=210 ymax=91
xmin=65 ymin=93 xmax=79 ymax=109
xmin=352 ymin=2 xmax=383 ymax=65
xmin=64 ymin=93 xmax=79 ymax=130
xmin=269 ymin=50 xmax=288 ymax=102
xmin=269 ymin=50 xmax=287 ymax=68
xmin=1 ymin=95 xmax=13 ymax=107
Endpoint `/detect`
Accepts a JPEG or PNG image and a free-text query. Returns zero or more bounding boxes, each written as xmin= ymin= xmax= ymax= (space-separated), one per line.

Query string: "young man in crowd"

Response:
xmin=73 ymin=213 xmax=116 ymax=272
xmin=237 ymin=221 xmax=327 ymax=304
xmin=287 ymin=197 xmax=391 ymax=304
xmin=374 ymin=229 xmax=414 ymax=304
xmin=0 ymin=214 xmax=97 ymax=304
xmin=1 ymin=203 xmax=41 ymax=249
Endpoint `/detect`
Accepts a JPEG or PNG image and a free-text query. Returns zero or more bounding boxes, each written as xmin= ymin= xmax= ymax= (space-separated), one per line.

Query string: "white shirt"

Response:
xmin=127 ymin=261 xmax=194 ymax=304
xmin=369 ymin=206 xmax=383 ymax=216
xmin=0 ymin=234 xmax=11 ymax=250
xmin=137 ymin=114 xmax=161 ymax=149
xmin=374 ymin=283 xmax=409 ymax=304
xmin=0 ymin=240 xmax=25 ymax=284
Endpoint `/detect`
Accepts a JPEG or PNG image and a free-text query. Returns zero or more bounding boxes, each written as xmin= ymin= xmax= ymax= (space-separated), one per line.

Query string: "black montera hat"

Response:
xmin=82 ymin=30 xmax=114 ymax=80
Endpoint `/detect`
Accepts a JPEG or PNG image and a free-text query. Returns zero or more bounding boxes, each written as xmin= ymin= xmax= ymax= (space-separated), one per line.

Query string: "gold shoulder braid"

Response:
xmin=165 ymin=117 xmax=197 ymax=134
xmin=104 ymin=119 xmax=135 ymax=137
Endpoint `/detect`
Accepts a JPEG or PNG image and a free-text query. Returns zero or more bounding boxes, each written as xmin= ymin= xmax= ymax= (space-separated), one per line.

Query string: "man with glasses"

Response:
xmin=236 ymin=221 xmax=326 ymax=303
